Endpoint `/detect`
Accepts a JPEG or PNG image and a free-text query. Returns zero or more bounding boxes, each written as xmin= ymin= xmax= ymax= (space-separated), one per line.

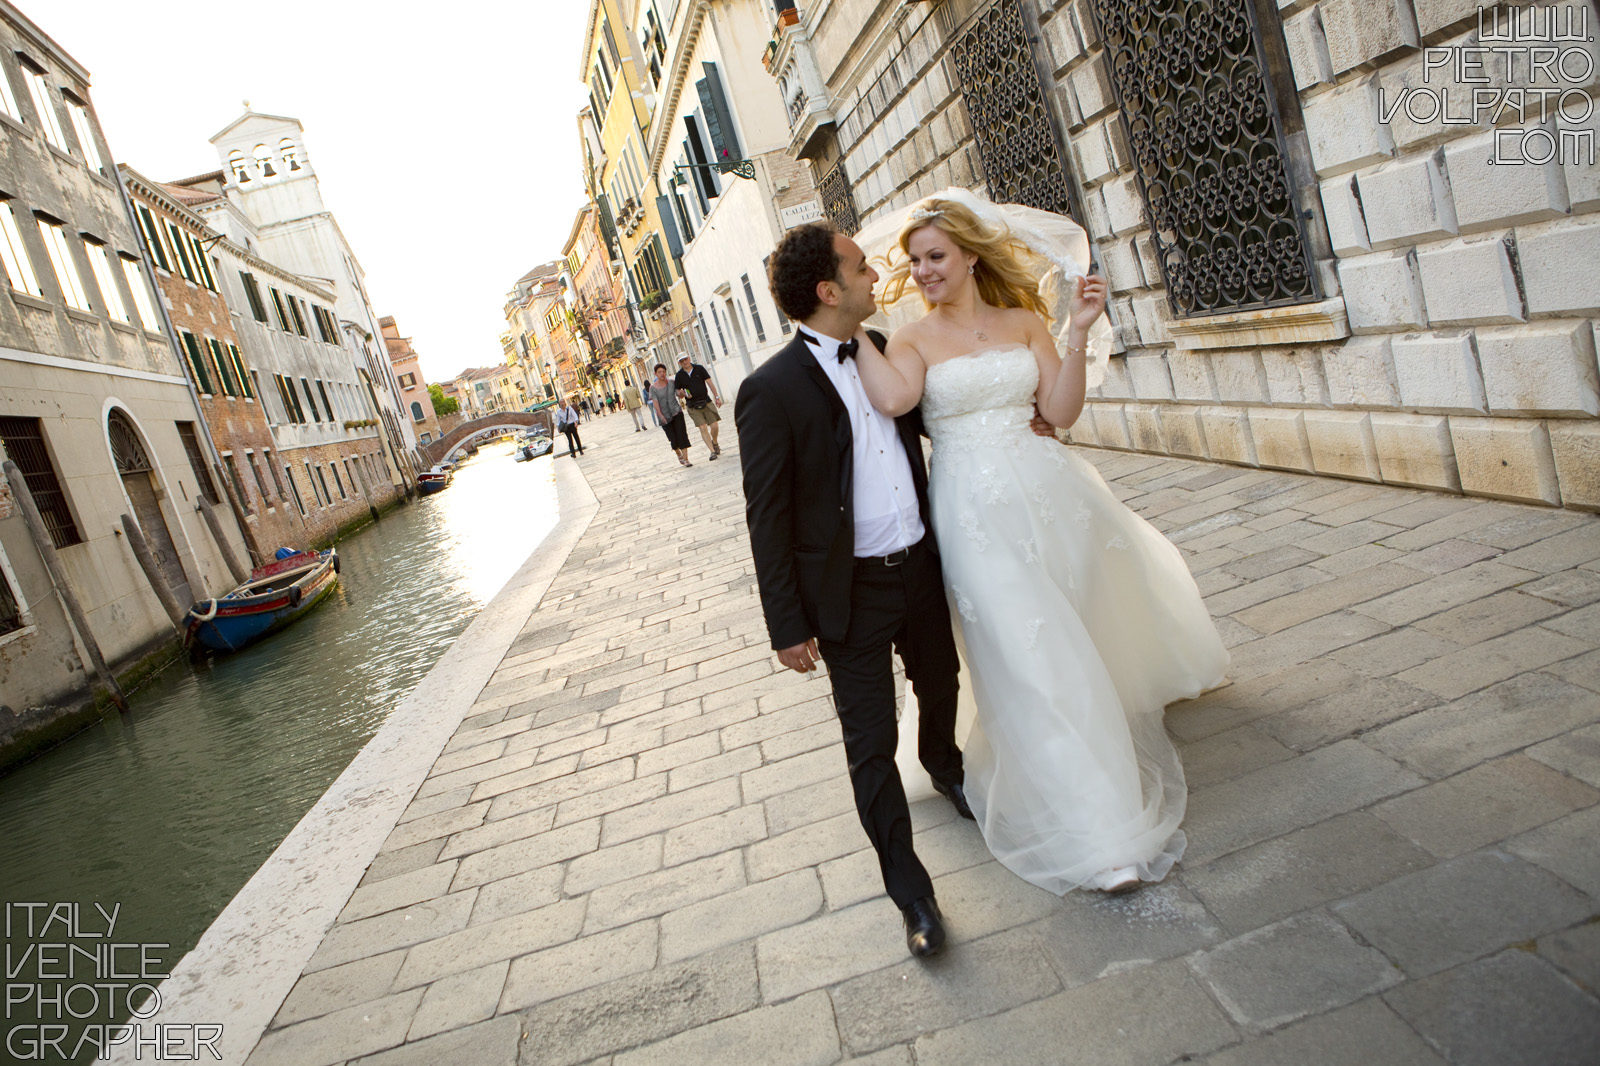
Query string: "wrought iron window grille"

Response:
xmin=1088 ymin=0 xmax=1320 ymax=317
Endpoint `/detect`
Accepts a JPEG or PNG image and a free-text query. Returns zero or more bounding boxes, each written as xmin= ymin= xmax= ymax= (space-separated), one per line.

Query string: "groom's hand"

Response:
xmin=777 ymin=638 xmax=821 ymax=673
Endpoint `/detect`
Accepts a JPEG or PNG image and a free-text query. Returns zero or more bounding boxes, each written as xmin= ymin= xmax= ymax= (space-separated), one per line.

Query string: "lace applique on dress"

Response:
xmin=1106 ymin=535 xmax=1130 ymax=551
xmin=959 ymin=509 xmax=991 ymax=550
xmin=1030 ymin=486 xmax=1055 ymax=525
xmin=1024 ymin=618 xmax=1045 ymax=649
xmin=977 ymin=465 xmax=1010 ymax=505
xmin=1073 ymin=500 xmax=1092 ymax=530
xmin=1021 ymin=537 xmax=1039 ymax=565
xmin=952 ymin=587 xmax=977 ymax=623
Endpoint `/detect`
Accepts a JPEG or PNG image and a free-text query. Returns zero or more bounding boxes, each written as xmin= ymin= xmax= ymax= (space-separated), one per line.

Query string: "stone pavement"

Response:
xmin=242 ymin=409 xmax=1599 ymax=1065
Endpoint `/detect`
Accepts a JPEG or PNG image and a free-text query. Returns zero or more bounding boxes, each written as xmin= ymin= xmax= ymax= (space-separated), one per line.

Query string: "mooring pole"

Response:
xmin=120 ymin=513 xmax=187 ymax=633
xmin=2 ymin=460 xmax=128 ymax=713
xmin=197 ymin=495 xmax=249 ymax=585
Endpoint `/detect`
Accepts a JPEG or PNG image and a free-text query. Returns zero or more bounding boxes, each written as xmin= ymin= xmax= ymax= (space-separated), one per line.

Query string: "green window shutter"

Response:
xmin=656 ymin=196 xmax=683 ymax=260
xmin=181 ymin=331 xmax=211 ymax=393
xmin=695 ymin=62 xmax=741 ymax=163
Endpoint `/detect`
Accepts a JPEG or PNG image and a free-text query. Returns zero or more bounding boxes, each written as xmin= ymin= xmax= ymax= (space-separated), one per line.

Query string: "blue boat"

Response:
xmin=418 ymin=466 xmax=452 ymax=494
xmin=183 ymin=549 xmax=340 ymax=653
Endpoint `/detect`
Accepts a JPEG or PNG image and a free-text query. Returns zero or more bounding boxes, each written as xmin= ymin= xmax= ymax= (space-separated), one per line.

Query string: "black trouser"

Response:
xmin=817 ymin=538 xmax=962 ymax=908
xmin=560 ymin=424 xmax=582 ymax=455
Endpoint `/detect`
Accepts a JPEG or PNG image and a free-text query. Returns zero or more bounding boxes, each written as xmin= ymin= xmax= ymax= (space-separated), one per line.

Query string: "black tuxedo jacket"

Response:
xmin=735 ymin=329 xmax=935 ymax=650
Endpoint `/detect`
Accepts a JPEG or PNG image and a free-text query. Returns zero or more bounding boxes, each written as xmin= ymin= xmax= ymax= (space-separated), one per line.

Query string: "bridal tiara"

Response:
xmin=908 ymin=204 xmax=943 ymax=224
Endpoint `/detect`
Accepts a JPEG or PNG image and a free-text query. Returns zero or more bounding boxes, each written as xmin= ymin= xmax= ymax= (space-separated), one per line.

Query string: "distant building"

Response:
xmin=647 ymin=0 xmax=808 ymax=396
xmin=504 ymin=261 xmax=576 ymax=401
xmin=380 ymin=315 xmax=444 ymax=446
xmin=564 ymin=204 xmax=637 ymax=391
xmin=121 ymin=167 xmax=310 ymax=558
xmin=170 ymin=110 xmax=422 ymax=485
xmin=0 ymin=2 xmax=244 ymax=754
xmin=123 ymin=165 xmax=400 ymax=545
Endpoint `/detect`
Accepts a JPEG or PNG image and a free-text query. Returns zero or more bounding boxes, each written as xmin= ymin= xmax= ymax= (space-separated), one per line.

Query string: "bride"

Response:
xmin=851 ymin=191 xmax=1229 ymax=894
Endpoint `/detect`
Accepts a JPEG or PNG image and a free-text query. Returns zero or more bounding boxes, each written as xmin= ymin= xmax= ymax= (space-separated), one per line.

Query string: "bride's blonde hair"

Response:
xmin=878 ymin=198 xmax=1050 ymax=320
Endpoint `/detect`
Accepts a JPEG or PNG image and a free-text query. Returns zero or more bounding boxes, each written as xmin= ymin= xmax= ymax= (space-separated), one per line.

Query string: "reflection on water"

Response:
xmin=0 ymin=440 xmax=557 ymax=1062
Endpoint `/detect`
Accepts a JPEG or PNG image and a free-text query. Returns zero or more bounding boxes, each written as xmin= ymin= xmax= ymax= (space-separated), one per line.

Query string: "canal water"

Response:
xmin=0 ymin=439 xmax=558 ymax=1063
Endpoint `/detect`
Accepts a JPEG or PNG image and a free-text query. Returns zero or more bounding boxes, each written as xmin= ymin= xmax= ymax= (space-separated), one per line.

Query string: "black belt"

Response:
xmin=855 ymin=541 xmax=918 ymax=568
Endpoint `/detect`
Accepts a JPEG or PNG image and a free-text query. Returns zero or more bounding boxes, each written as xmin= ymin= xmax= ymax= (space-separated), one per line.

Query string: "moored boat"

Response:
xmin=418 ymin=466 xmax=452 ymax=494
xmin=183 ymin=549 xmax=340 ymax=653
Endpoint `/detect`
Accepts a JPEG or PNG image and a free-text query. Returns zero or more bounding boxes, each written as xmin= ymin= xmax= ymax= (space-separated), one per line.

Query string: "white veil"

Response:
xmin=855 ymin=187 xmax=1112 ymax=390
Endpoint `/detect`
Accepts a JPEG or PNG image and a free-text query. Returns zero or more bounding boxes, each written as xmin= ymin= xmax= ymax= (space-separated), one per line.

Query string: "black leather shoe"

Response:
xmin=901 ymin=897 xmax=946 ymax=958
xmin=933 ymin=780 xmax=975 ymax=821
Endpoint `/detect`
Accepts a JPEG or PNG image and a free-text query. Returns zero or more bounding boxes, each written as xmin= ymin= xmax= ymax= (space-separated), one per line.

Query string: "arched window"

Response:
xmin=108 ymin=408 xmax=151 ymax=475
xmin=228 ymin=149 xmax=251 ymax=183
xmin=253 ymin=144 xmax=276 ymax=178
xmin=278 ymin=138 xmax=301 ymax=172
xmin=410 ymin=401 xmax=424 ymax=422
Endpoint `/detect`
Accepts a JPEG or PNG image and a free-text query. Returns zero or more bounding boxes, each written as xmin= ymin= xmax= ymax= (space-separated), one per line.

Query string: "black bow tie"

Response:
xmin=798 ymin=329 xmax=858 ymax=363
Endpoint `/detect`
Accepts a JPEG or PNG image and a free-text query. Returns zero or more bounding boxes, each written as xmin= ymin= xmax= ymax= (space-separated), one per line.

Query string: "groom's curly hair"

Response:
xmin=768 ymin=222 xmax=839 ymax=322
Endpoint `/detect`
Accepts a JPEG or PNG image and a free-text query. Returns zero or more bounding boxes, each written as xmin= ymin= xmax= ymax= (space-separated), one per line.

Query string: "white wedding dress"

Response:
xmin=913 ymin=345 xmax=1229 ymax=894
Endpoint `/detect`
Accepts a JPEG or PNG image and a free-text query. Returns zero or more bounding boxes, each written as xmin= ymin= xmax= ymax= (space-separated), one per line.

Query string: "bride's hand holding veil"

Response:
xmin=1067 ymin=273 xmax=1109 ymax=334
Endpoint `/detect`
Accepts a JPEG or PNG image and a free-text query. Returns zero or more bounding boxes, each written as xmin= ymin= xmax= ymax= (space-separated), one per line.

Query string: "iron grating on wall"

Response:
xmin=1089 ymin=0 xmax=1319 ymax=317
xmin=950 ymin=0 xmax=1077 ymax=218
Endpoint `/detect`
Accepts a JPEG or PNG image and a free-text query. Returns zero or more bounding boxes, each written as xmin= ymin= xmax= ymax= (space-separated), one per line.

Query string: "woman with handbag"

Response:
xmin=648 ymin=363 xmax=694 ymax=467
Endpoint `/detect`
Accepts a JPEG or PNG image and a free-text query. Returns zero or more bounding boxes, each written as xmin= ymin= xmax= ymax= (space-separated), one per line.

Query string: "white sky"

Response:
xmin=51 ymin=0 xmax=589 ymax=384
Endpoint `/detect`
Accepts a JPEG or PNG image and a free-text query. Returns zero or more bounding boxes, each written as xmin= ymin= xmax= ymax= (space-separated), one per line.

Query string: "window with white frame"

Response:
xmin=741 ymin=274 xmax=766 ymax=343
xmin=0 ymin=59 xmax=20 ymax=124
xmin=0 ymin=545 xmax=24 ymax=636
xmin=63 ymin=94 xmax=105 ymax=175
xmin=37 ymin=218 xmax=89 ymax=311
xmin=120 ymin=255 xmax=157 ymax=329
xmin=83 ymin=239 xmax=128 ymax=323
xmin=164 ymin=220 xmax=196 ymax=283
xmin=134 ymin=204 xmax=171 ymax=272
xmin=19 ymin=60 xmax=66 ymax=151
xmin=0 ymin=200 xmax=42 ymax=297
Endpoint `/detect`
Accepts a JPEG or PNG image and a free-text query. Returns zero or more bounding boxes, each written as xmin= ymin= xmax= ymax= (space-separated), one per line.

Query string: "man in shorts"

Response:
xmin=674 ymin=353 xmax=724 ymax=459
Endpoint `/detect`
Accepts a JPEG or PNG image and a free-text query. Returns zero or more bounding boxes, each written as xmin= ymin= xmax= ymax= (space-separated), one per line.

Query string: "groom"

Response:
xmin=736 ymin=222 xmax=971 ymax=959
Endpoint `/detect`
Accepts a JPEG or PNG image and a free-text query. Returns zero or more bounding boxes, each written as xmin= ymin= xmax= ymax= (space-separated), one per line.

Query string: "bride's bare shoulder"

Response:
xmin=886 ymin=319 xmax=931 ymax=356
xmin=998 ymin=305 xmax=1048 ymax=331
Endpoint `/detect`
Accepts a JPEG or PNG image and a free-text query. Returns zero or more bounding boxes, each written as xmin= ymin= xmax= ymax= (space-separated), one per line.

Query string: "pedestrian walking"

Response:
xmin=648 ymin=363 xmax=694 ymax=467
xmin=674 ymin=354 xmax=725 ymax=460
xmin=622 ymin=382 xmax=646 ymax=431
xmin=555 ymin=397 xmax=584 ymax=457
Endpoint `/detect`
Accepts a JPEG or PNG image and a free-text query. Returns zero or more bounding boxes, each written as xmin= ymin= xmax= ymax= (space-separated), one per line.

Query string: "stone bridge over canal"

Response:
xmin=422 ymin=411 xmax=551 ymax=467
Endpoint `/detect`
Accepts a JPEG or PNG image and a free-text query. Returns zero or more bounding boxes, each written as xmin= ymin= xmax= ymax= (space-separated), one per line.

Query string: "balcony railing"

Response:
xmin=765 ymin=7 xmax=835 ymax=160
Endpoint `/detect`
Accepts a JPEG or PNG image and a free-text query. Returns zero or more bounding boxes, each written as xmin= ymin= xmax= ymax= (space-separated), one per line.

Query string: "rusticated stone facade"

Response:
xmin=767 ymin=0 xmax=1600 ymax=510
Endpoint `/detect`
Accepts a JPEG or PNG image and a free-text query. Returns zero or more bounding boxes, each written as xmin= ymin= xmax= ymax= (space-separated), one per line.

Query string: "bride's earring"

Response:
xmin=967 ymin=264 xmax=975 ymax=275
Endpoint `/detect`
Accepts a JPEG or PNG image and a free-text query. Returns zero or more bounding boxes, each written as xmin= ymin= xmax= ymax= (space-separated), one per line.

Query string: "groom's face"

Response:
xmin=828 ymin=235 xmax=879 ymax=326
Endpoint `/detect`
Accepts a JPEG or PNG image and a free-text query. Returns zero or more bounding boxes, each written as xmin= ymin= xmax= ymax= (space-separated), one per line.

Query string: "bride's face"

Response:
xmin=907 ymin=226 xmax=977 ymax=304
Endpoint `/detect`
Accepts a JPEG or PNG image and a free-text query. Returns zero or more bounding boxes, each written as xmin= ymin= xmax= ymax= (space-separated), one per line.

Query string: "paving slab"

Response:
xmin=124 ymin=414 xmax=1600 ymax=1065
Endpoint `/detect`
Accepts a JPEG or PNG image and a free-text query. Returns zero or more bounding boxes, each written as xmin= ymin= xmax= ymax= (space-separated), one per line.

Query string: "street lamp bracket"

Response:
xmin=674 ymin=158 xmax=756 ymax=182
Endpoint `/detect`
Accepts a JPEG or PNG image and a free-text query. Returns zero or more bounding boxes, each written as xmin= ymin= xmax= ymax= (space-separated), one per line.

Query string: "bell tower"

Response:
xmin=208 ymin=107 xmax=321 ymax=218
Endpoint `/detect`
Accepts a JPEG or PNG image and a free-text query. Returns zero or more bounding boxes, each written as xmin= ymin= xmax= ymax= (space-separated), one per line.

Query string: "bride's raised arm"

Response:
xmin=853 ymin=327 xmax=927 ymax=418
xmin=1033 ymin=274 xmax=1107 ymax=430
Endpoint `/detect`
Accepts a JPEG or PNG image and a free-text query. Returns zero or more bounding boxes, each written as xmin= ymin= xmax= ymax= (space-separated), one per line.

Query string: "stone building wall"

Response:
xmin=812 ymin=0 xmax=991 ymax=229
xmin=1025 ymin=0 xmax=1599 ymax=509
xmin=125 ymin=173 xmax=311 ymax=563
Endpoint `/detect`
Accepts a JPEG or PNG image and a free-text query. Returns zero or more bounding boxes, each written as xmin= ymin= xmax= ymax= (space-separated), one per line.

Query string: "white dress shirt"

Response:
xmin=805 ymin=329 xmax=925 ymax=557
